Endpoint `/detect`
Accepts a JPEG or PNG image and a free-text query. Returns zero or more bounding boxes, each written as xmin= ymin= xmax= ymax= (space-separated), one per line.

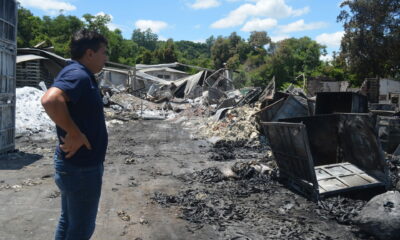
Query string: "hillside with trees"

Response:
xmin=17 ymin=0 xmax=399 ymax=89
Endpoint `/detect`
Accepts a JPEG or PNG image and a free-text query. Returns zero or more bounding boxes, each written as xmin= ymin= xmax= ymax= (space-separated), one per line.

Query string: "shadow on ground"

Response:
xmin=0 ymin=151 xmax=43 ymax=170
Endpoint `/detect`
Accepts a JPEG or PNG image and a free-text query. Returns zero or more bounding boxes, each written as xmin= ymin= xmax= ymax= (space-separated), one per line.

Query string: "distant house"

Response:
xmin=138 ymin=67 xmax=189 ymax=81
xmin=98 ymin=63 xmax=173 ymax=94
xmin=98 ymin=67 xmax=132 ymax=91
xmin=363 ymin=78 xmax=400 ymax=105
xmin=377 ymin=78 xmax=400 ymax=104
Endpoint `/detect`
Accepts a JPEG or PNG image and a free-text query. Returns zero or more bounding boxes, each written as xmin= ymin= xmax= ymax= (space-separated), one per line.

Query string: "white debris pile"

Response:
xmin=135 ymin=109 xmax=176 ymax=120
xmin=16 ymin=87 xmax=55 ymax=136
xmin=169 ymin=96 xmax=212 ymax=123
xmin=196 ymin=105 xmax=260 ymax=143
xmin=110 ymin=93 xmax=159 ymax=111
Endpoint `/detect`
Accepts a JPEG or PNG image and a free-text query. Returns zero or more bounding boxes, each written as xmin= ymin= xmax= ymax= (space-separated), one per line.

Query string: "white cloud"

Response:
xmin=320 ymin=54 xmax=333 ymax=62
xmin=107 ymin=23 xmax=122 ymax=31
xmin=158 ymin=36 xmax=168 ymax=41
xmin=135 ymin=20 xmax=168 ymax=33
xmin=316 ymin=31 xmax=344 ymax=48
xmin=211 ymin=0 xmax=309 ymax=29
xmin=96 ymin=12 xmax=113 ymax=20
xmin=192 ymin=39 xmax=206 ymax=43
xmin=194 ymin=24 xmax=202 ymax=29
xmin=18 ymin=0 xmax=76 ymax=14
xmin=271 ymin=35 xmax=290 ymax=42
xmin=241 ymin=18 xmax=277 ymax=32
xmin=279 ymin=19 xmax=327 ymax=33
xmin=190 ymin=0 xmax=221 ymax=9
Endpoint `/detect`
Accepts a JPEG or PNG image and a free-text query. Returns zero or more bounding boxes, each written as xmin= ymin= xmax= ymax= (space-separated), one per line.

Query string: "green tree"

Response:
xmin=17 ymin=7 xmax=43 ymax=47
xmin=154 ymin=39 xmax=177 ymax=63
xmin=338 ymin=0 xmax=400 ymax=84
xmin=42 ymin=14 xmax=84 ymax=56
xmin=228 ymin=32 xmax=242 ymax=52
xmin=106 ymin=29 xmax=125 ymax=62
xmin=205 ymin=35 xmax=215 ymax=52
xmin=117 ymin=40 xmax=139 ymax=66
xmin=248 ymin=31 xmax=271 ymax=49
xmin=250 ymin=37 xmax=325 ymax=87
xmin=82 ymin=13 xmax=111 ymax=35
xmin=211 ymin=36 xmax=230 ymax=69
xmin=131 ymin=28 xmax=158 ymax=51
xmin=137 ymin=48 xmax=153 ymax=64
xmin=211 ymin=33 xmax=250 ymax=69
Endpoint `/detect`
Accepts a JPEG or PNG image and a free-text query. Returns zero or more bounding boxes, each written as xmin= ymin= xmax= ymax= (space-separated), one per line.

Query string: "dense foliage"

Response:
xmin=17 ymin=1 xmax=399 ymax=89
xmin=338 ymin=0 xmax=400 ymax=85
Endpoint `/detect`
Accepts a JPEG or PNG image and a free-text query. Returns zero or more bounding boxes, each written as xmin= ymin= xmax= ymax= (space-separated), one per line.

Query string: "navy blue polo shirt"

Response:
xmin=52 ymin=60 xmax=108 ymax=167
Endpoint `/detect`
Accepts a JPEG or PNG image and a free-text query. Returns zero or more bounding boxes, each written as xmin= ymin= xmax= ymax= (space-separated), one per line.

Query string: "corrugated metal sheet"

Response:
xmin=17 ymin=48 xmax=68 ymax=68
xmin=139 ymin=67 xmax=188 ymax=75
xmin=16 ymin=54 xmax=48 ymax=64
xmin=136 ymin=63 xmax=180 ymax=69
xmin=135 ymin=71 xmax=171 ymax=85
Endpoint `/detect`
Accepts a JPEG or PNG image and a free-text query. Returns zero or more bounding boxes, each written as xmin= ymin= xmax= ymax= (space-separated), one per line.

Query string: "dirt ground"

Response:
xmin=0 ymin=119 xmax=380 ymax=240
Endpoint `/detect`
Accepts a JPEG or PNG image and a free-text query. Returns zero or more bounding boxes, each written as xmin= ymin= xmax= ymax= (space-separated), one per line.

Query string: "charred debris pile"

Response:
xmin=98 ymin=65 xmax=400 ymax=239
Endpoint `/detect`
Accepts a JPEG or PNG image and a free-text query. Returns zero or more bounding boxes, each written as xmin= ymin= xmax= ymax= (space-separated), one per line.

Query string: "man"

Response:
xmin=41 ymin=29 xmax=108 ymax=240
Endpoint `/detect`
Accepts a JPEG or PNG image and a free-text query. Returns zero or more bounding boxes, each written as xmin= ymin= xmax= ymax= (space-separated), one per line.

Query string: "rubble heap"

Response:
xmin=107 ymin=93 xmax=177 ymax=120
xmin=110 ymin=93 xmax=159 ymax=111
xmin=16 ymin=87 xmax=54 ymax=136
xmin=197 ymin=105 xmax=260 ymax=145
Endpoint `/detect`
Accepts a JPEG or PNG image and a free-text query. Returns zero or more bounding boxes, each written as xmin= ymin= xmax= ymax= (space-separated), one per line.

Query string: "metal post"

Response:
xmin=140 ymin=96 xmax=143 ymax=119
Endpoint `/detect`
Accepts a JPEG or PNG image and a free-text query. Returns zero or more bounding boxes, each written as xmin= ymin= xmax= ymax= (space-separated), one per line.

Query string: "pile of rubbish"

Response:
xmin=196 ymin=106 xmax=261 ymax=145
xmin=106 ymin=93 xmax=175 ymax=120
xmin=15 ymin=87 xmax=54 ymax=136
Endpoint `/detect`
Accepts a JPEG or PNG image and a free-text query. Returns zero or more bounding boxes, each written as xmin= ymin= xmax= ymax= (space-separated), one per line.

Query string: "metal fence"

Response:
xmin=0 ymin=0 xmax=17 ymax=153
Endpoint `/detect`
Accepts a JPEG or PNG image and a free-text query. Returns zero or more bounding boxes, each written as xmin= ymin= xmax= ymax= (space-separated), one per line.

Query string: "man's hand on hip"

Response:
xmin=60 ymin=131 xmax=92 ymax=158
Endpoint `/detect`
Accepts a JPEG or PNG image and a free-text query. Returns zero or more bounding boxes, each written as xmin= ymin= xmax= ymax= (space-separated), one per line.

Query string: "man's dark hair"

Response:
xmin=70 ymin=29 xmax=108 ymax=60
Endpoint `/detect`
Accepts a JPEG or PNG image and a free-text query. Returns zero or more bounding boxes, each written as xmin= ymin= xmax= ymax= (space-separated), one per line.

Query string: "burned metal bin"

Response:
xmin=315 ymin=92 xmax=368 ymax=114
xmin=257 ymin=95 xmax=309 ymax=122
xmin=261 ymin=114 xmax=389 ymax=200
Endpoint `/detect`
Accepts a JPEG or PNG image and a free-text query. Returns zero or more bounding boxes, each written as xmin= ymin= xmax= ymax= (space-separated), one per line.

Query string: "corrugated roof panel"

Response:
xmin=16 ymin=54 xmax=48 ymax=64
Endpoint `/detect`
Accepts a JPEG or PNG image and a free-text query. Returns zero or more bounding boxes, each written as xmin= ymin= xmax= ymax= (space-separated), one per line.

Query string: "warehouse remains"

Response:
xmin=2 ymin=1 xmax=400 ymax=239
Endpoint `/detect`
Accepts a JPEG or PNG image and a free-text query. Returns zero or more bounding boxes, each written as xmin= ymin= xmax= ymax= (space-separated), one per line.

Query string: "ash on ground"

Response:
xmin=152 ymin=140 xmax=374 ymax=240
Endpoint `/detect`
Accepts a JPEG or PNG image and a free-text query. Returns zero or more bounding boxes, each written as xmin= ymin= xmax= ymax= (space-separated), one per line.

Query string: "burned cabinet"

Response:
xmin=261 ymin=114 xmax=389 ymax=200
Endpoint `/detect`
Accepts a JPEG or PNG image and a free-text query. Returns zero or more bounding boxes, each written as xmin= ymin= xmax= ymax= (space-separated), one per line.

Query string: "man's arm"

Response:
xmin=41 ymin=87 xmax=91 ymax=158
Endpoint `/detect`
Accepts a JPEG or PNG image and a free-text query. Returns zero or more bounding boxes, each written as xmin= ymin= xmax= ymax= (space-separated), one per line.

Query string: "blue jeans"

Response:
xmin=54 ymin=154 xmax=104 ymax=240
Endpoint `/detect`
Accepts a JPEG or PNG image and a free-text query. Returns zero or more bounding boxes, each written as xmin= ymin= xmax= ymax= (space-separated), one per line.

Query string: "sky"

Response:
xmin=18 ymin=0 xmax=346 ymax=60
